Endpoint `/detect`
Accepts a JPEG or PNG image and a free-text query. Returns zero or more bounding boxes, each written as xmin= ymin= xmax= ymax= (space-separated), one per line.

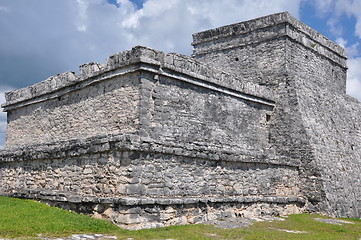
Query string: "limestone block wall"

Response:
xmin=0 ymin=45 xmax=287 ymax=198
xmin=193 ymin=27 xmax=288 ymax=87
xmin=140 ymin=74 xmax=272 ymax=154
xmin=0 ymin=148 xmax=301 ymax=199
xmin=192 ymin=12 xmax=347 ymax=92
xmin=1 ymin=12 xmax=359 ymax=228
xmin=192 ymin=12 xmax=360 ymax=219
xmin=287 ymin=38 xmax=361 ymax=218
xmin=0 ymin=45 xmax=307 ymax=229
xmin=5 ymin=74 xmax=140 ymax=148
xmin=0 ymin=135 xmax=305 ymax=229
xmin=2 ymin=46 xmax=274 ymax=150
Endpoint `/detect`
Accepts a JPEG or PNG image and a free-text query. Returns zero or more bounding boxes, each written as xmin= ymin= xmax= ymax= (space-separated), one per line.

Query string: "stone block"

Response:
xmin=126 ymin=185 xmax=146 ymax=195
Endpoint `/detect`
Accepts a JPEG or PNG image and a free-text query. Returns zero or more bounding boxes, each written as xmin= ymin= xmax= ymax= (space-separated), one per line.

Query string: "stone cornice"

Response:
xmin=3 ymin=189 xmax=306 ymax=206
xmin=0 ymin=133 xmax=300 ymax=167
xmin=192 ymin=12 xmax=347 ymax=69
xmin=2 ymin=46 xmax=275 ymax=111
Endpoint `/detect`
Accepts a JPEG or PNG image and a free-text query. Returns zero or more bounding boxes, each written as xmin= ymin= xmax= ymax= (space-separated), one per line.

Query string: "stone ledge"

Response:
xmin=5 ymin=189 xmax=306 ymax=230
xmin=2 ymin=46 xmax=274 ymax=111
xmin=3 ymin=189 xmax=306 ymax=205
xmin=0 ymin=133 xmax=301 ymax=167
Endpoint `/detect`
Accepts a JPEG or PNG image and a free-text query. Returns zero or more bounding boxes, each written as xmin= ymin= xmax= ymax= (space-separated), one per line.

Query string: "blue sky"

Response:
xmin=0 ymin=0 xmax=361 ymax=149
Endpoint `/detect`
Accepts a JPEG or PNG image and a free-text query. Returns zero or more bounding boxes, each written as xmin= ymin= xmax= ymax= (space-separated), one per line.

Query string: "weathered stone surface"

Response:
xmin=0 ymin=147 xmax=301 ymax=200
xmin=192 ymin=12 xmax=359 ymax=219
xmin=3 ymin=188 xmax=304 ymax=230
xmin=0 ymin=11 xmax=360 ymax=229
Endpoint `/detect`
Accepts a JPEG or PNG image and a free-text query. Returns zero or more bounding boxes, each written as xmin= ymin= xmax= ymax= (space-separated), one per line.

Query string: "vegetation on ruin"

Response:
xmin=0 ymin=196 xmax=361 ymax=239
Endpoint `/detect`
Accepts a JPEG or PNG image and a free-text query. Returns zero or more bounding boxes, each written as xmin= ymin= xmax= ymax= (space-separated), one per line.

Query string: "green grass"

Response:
xmin=239 ymin=214 xmax=361 ymax=240
xmin=0 ymin=196 xmax=120 ymax=238
xmin=0 ymin=196 xmax=361 ymax=239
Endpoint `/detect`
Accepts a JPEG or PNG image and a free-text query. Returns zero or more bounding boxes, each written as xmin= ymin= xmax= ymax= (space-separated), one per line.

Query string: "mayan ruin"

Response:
xmin=0 ymin=12 xmax=360 ymax=230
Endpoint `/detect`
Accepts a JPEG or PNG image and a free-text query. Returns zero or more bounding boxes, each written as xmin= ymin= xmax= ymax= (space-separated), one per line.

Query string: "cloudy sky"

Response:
xmin=0 ymin=0 xmax=361 ymax=149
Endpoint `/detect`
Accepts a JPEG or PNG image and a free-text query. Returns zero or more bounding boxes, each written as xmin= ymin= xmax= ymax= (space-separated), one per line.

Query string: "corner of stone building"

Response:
xmin=282 ymin=18 xmax=360 ymax=219
xmin=191 ymin=12 xmax=359 ymax=219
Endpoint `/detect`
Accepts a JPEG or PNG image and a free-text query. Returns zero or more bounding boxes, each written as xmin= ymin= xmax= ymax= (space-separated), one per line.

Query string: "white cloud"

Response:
xmin=0 ymin=5 xmax=9 ymax=13
xmin=336 ymin=37 xmax=347 ymax=48
xmin=346 ymin=57 xmax=361 ymax=101
xmin=346 ymin=42 xmax=360 ymax=58
xmin=335 ymin=0 xmax=361 ymax=38
xmin=313 ymin=0 xmax=334 ymax=16
xmin=336 ymin=37 xmax=360 ymax=58
xmin=0 ymin=0 xmax=303 ymax=83
xmin=327 ymin=17 xmax=343 ymax=36
xmin=76 ymin=0 xmax=89 ymax=32
xmin=117 ymin=0 xmax=302 ymax=53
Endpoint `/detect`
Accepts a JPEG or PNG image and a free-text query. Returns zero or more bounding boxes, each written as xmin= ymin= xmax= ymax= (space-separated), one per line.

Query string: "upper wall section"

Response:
xmin=2 ymin=46 xmax=275 ymax=149
xmin=2 ymin=47 xmax=274 ymax=112
xmin=192 ymin=12 xmax=347 ymax=92
xmin=192 ymin=12 xmax=346 ymax=68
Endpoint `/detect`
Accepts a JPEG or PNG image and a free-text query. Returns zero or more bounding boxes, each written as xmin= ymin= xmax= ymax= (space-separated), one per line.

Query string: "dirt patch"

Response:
xmin=314 ymin=218 xmax=355 ymax=225
xmin=203 ymin=216 xmax=286 ymax=229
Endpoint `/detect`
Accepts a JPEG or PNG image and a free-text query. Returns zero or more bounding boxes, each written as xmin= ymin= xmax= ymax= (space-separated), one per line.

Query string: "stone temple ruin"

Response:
xmin=0 ymin=12 xmax=360 ymax=229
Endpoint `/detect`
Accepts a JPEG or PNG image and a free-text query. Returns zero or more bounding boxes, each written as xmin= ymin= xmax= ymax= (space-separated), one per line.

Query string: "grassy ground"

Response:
xmin=0 ymin=196 xmax=360 ymax=239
